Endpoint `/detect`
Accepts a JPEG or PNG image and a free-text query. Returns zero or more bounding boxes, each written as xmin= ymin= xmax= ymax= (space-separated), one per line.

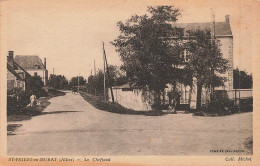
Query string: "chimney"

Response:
xmin=9 ymin=51 xmax=14 ymax=59
xmin=211 ymin=8 xmax=215 ymax=38
xmin=225 ymin=15 xmax=230 ymax=24
xmin=8 ymin=51 xmax=14 ymax=67
xmin=44 ymin=58 xmax=46 ymax=69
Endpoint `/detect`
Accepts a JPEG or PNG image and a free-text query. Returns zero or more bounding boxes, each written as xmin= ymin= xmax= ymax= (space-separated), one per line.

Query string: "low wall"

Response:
xmin=108 ymin=88 xmax=152 ymax=111
xmin=227 ymin=89 xmax=253 ymax=99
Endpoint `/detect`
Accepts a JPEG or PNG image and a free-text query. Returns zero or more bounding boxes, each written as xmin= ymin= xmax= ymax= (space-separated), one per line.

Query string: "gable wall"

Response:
xmin=217 ymin=36 xmax=233 ymax=90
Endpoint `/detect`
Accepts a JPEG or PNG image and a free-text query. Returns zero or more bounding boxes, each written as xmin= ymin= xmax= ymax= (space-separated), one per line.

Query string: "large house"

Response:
xmin=14 ymin=55 xmax=48 ymax=86
xmin=7 ymin=51 xmax=31 ymax=91
xmin=175 ymin=15 xmax=233 ymax=108
xmin=109 ymin=15 xmax=234 ymax=110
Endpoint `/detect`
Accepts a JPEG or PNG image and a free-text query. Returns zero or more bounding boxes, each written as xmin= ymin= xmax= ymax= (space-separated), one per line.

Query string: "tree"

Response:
xmin=48 ymin=74 xmax=69 ymax=89
xmin=233 ymin=68 xmax=252 ymax=89
xmin=185 ymin=29 xmax=229 ymax=110
xmin=87 ymin=65 xmax=127 ymax=96
xmin=24 ymin=74 xmax=47 ymax=97
xmin=112 ymin=6 xmax=184 ymax=105
xmin=69 ymin=76 xmax=86 ymax=87
xmin=106 ymin=65 xmax=127 ymax=86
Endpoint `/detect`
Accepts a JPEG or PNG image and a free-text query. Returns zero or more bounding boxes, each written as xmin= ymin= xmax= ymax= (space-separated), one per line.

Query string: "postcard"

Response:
xmin=0 ymin=0 xmax=259 ymax=165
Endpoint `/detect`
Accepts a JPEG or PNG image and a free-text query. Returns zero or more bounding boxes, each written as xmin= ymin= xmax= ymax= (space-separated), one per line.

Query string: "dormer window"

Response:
xmin=33 ymin=63 xmax=40 ymax=69
xmin=217 ymin=39 xmax=221 ymax=46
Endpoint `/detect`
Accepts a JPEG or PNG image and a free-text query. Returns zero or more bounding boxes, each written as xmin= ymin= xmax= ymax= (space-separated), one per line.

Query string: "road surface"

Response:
xmin=8 ymin=91 xmax=253 ymax=155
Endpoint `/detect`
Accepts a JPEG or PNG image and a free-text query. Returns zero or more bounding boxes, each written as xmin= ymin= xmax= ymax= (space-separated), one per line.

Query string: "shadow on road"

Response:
xmin=40 ymin=111 xmax=83 ymax=115
xmin=7 ymin=124 xmax=22 ymax=135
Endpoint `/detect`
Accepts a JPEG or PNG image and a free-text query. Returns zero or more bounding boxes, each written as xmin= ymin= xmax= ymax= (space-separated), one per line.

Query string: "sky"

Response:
xmin=0 ymin=0 xmax=255 ymax=80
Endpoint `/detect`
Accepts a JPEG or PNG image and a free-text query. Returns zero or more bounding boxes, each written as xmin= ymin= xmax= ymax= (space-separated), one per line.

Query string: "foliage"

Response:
xmin=69 ymin=76 xmax=86 ymax=87
xmin=194 ymin=97 xmax=253 ymax=116
xmin=48 ymin=74 xmax=69 ymax=90
xmin=7 ymin=88 xmax=31 ymax=115
xmin=26 ymin=75 xmax=47 ymax=97
xmin=233 ymin=68 xmax=252 ymax=89
xmin=7 ymin=87 xmax=65 ymax=116
xmin=201 ymin=98 xmax=236 ymax=115
xmin=185 ymin=29 xmax=229 ymax=109
xmin=112 ymin=6 xmax=185 ymax=105
xmin=239 ymin=98 xmax=253 ymax=112
xmin=86 ymin=65 xmax=127 ymax=96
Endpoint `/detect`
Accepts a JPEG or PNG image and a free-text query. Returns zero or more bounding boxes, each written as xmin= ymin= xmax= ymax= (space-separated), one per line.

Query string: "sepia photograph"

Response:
xmin=0 ymin=0 xmax=259 ymax=165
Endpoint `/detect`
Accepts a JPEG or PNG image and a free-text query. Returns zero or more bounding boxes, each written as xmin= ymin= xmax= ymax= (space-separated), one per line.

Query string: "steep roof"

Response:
xmin=173 ymin=22 xmax=232 ymax=36
xmin=14 ymin=55 xmax=45 ymax=70
xmin=13 ymin=61 xmax=32 ymax=77
xmin=7 ymin=63 xmax=23 ymax=80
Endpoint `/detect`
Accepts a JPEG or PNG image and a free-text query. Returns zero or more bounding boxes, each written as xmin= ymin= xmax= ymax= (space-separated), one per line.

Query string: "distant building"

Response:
xmin=7 ymin=51 xmax=31 ymax=91
xmin=14 ymin=55 xmax=48 ymax=86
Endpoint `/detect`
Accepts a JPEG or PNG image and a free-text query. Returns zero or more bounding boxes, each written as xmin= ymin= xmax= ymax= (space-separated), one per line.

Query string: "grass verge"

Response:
xmin=80 ymin=92 xmax=164 ymax=116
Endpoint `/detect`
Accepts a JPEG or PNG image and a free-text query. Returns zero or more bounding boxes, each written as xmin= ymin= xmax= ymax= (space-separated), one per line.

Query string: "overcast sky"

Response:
xmin=0 ymin=0 xmax=254 ymax=80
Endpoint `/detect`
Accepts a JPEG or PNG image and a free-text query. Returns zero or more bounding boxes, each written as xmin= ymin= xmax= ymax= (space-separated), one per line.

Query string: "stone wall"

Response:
xmin=108 ymin=88 xmax=153 ymax=111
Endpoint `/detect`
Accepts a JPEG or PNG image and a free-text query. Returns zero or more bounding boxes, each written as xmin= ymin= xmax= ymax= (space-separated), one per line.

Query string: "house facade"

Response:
xmin=14 ymin=55 xmax=48 ymax=86
xmin=7 ymin=51 xmax=31 ymax=91
xmin=109 ymin=15 xmax=234 ymax=110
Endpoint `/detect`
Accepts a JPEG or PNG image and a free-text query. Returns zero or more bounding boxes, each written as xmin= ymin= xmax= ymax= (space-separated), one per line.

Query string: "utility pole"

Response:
xmin=94 ymin=60 xmax=96 ymax=75
xmin=94 ymin=60 xmax=97 ymax=95
xmin=78 ymin=73 xmax=80 ymax=93
xmin=53 ymin=68 xmax=54 ymax=75
xmin=210 ymin=8 xmax=216 ymax=101
xmin=103 ymin=45 xmax=106 ymax=101
xmin=102 ymin=41 xmax=114 ymax=103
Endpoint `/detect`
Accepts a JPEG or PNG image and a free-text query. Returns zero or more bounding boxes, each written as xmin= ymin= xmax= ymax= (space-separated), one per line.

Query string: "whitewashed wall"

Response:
xmin=108 ymin=88 xmax=152 ymax=111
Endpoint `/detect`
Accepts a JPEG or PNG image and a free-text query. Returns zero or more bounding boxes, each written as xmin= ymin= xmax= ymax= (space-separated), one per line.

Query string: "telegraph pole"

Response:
xmin=103 ymin=44 xmax=106 ymax=101
xmin=94 ymin=60 xmax=97 ymax=95
xmin=102 ymin=41 xmax=114 ymax=103
xmin=94 ymin=60 xmax=96 ymax=75
xmin=210 ymin=8 xmax=216 ymax=100
xmin=78 ymin=73 xmax=80 ymax=93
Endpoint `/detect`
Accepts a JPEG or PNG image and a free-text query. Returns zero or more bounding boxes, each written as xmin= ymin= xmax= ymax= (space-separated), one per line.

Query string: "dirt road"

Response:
xmin=8 ymin=91 xmax=253 ymax=155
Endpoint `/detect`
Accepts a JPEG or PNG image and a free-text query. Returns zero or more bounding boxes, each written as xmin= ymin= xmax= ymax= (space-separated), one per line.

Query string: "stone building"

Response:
xmin=174 ymin=15 xmax=233 ymax=108
xmin=109 ymin=15 xmax=234 ymax=110
xmin=7 ymin=51 xmax=31 ymax=91
xmin=14 ymin=55 xmax=48 ymax=86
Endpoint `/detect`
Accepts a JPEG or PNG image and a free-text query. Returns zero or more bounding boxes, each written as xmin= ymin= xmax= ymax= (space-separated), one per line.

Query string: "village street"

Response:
xmin=8 ymin=91 xmax=252 ymax=155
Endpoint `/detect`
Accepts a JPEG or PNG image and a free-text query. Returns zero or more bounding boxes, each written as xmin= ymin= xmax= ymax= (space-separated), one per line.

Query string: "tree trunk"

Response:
xmin=196 ymin=82 xmax=203 ymax=110
xmin=153 ymin=89 xmax=161 ymax=110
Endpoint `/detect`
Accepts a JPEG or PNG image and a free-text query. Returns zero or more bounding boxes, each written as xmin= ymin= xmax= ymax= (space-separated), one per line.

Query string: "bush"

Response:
xmin=7 ymin=87 xmax=47 ymax=115
xmin=151 ymin=103 xmax=169 ymax=110
xmin=200 ymin=98 xmax=237 ymax=116
xmin=197 ymin=97 xmax=253 ymax=116
xmin=239 ymin=97 xmax=253 ymax=112
xmin=26 ymin=75 xmax=47 ymax=98
xmin=7 ymin=89 xmax=31 ymax=115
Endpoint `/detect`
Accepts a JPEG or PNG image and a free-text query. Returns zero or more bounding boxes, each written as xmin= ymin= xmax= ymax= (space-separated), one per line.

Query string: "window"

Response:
xmin=217 ymin=40 xmax=221 ymax=46
xmin=33 ymin=63 xmax=40 ymax=69
xmin=183 ymin=49 xmax=190 ymax=62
